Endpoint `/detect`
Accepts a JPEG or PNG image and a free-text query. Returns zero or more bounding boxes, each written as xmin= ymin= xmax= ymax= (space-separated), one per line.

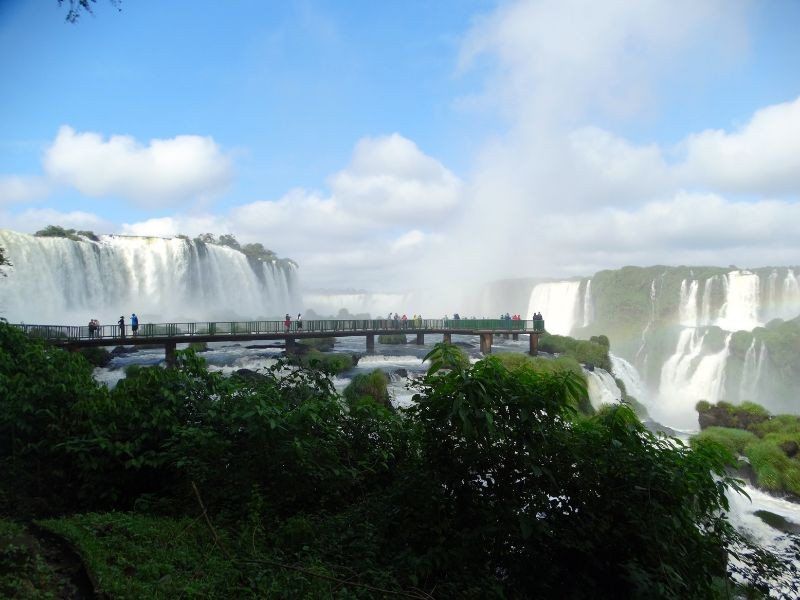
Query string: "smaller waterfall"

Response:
xmin=700 ymin=275 xmax=716 ymax=326
xmin=582 ymin=280 xmax=594 ymax=327
xmin=526 ymin=281 xmax=582 ymax=336
xmin=586 ymin=368 xmax=623 ymax=411
xmin=678 ymin=279 xmax=699 ymax=327
xmin=717 ymin=271 xmax=761 ymax=331
xmin=610 ymin=353 xmax=646 ymax=401
xmin=656 ymin=331 xmax=732 ymax=430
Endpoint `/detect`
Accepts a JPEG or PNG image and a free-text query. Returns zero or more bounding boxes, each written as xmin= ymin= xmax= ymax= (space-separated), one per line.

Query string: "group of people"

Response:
xmin=500 ymin=313 xmax=523 ymax=321
xmin=531 ymin=312 xmax=544 ymax=321
xmin=88 ymin=313 xmax=139 ymax=338
xmin=385 ymin=313 xmax=424 ymax=329
xmin=284 ymin=313 xmax=302 ymax=331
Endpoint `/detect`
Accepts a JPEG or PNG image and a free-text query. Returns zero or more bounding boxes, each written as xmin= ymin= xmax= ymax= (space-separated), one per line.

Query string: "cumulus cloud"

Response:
xmin=328 ymin=134 xmax=461 ymax=222
xmin=120 ymin=134 xmax=460 ymax=289
xmin=43 ymin=126 xmax=233 ymax=206
xmin=679 ymin=96 xmax=800 ymax=195
xmin=0 ymin=176 xmax=50 ymax=205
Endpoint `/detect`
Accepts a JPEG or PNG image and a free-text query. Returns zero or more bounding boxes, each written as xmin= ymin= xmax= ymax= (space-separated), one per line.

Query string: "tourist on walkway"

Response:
xmin=118 ymin=316 xmax=125 ymax=338
xmin=284 ymin=314 xmax=291 ymax=331
xmin=88 ymin=319 xmax=98 ymax=338
xmin=131 ymin=313 xmax=139 ymax=336
xmin=297 ymin=313 xmax=302 ymax=330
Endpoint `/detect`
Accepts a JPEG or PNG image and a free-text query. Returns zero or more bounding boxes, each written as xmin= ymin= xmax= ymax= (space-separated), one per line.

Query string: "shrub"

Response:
xmin=343 ymin=369 xmax=391 ymax=409
xmin=378 ymin=334 xmax=407 ymax=344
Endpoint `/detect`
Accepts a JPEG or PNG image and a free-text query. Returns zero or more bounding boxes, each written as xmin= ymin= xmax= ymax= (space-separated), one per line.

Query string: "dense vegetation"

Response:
xmin=0 ymin=321 xmax=794 ymax=597
xmin=378 ymin=333 xmax=408 ymax=344
xmin=693 ymin=400 xmax=800 ymax=497
xmin=191 ymin=232 xmax=296 ymax=268
xmin=538 ymin=331 xmax=612 ymax=371
xmin=33 ymin=224 xmax=99 ymax=242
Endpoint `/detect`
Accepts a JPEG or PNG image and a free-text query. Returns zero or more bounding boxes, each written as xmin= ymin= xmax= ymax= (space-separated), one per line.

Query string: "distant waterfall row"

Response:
xmin=522 ymin=267 xmax=800 ymax=428
xmin=678 ymin=269 xmax=800 ymax=330
xmin=0 ymin=230 xmax=299 ymax=324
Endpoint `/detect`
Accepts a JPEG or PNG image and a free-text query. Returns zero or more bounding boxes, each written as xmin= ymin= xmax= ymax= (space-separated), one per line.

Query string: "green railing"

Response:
xmin=11 ymin=319 xmax=545 ymax=343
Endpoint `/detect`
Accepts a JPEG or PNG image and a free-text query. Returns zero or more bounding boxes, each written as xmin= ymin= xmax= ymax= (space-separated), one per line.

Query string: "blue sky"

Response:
xmin=2 ymin=1 xmax=800 ymax=289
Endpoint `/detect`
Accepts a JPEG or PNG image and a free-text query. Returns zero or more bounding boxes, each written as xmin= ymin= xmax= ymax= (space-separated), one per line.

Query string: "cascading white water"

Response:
xmin=781 ymin=269 xmax=800 ymax=320
xmin=585 ymin=368 xmax=622 ymax=410
xmin=656 ymin=332 xmax=732 ymax=429
xmin=0 ymin=230 xmax=299 ymax=323
xmin=717 ymin=271 xmax=761 ymax=331
xmin=610 ymin=353 xmax=646 ymax=402
xmin=582 ymin=279 xmax=594 ymax=327
xmin=678 ymin=279 xmax=699 ymax=327
xmin=526 ymin=281 xmax=581 ymax=336
xmin=700 ymin=275 xmax=716 ymax=326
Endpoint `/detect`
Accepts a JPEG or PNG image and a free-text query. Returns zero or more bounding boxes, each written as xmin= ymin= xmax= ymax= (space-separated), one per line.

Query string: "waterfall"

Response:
xmin=739 ymin=340 xmax=768 ymax=403
xmin=781 ymin=269 xmax=800 ymax=321
xmin=586 ymin=368 xmax=622 ymax=410
xmin=700 ymin=275 xmax=716 ymax=326
xmin=717 ymin=271 xmax=761 ymax=331
xmin=678 ymin=279 xmax=699 ymax=327
xmin=526 ymin=281 xmax=581 ymax=336
xmin=634 ymin=279 xmax=658 ymax=372
xmin=656 ymin=331 xmax=732 ymax=429
xmin=610 ymin=353 xmax=646 ymax=402
xmin=582 ymin=279 xmax=594 ymax=327
xmin=0 ymin=230 xmax=299 ymax=323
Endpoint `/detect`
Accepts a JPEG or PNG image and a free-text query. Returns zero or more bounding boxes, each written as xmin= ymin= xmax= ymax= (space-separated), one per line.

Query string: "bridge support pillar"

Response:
xmin=529 ymin=333 xmax=539 ymax=356
xmin=165 ymin=342 xmax=177 ymax=368
xmin=512 ymin=333 xmax=519 ymax=341
xmin=480 ymin=333 xmax=493 ymax=354
xmin=416 ymin=333 xmax=424 ymax=345
xmin=285 ymin=337 xmax=298 ymax=355
xmin=443 ymin=333 xmax=451 ymax=344
xmin=366 ymin=334 xmax=375 ymax=353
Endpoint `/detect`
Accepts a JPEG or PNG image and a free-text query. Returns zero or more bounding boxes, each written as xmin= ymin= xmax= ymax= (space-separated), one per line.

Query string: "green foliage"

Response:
xmin=744 ymin=440 xmax=800 ymax=494
xmin=297 ymin=337 xmax=335 ymax=352
xmin=79 ymin=346 xmax=112 ymax=367
xmin=343 ymin=369 xmax=391 ymax=409
xmin=691 ymin=427 xmax=758 ymax=458
xmin=40 ymin=513 xmax=238 ymax=598
xmin=290 ymin=350 xmax=353 ymax=374
xmin=538 ymin=332 xmax=612 ymax=371
xmin=59 ymin=0 xmax=121 ymax=23
xmin=0 ymin=519 xmax=60 ymax=599
xmin=33 ymin=225 xmax=97 ymax=242
xmin=377 ymin=334 xmax=407 ymax=344
xmin=1 ymin=329 xmax=794 ymax=597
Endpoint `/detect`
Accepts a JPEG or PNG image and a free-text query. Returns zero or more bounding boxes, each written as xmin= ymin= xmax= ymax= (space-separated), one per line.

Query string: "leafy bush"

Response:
xmin=377 ymin=334 xmax=407 ymax=344
xmin=538 ymin=332 xmax=612 ymax=371
xmin=297 ymin=337 xmax=335 ymax=352
xmin=691 ymin=427 xmax=758 ymax=458
xmin=290 ymin=350 xmax=354 ymax=374
xmin=343 ymin=369 xmax=391 ymax=409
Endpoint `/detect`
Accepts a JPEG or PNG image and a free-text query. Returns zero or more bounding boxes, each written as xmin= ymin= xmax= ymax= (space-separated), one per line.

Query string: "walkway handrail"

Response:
xmin=11 ymin=318 xmax=546 ymax=343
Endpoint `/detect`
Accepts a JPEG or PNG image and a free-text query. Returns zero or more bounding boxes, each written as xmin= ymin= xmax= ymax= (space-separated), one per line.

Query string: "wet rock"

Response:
xmin=394 ymin=368 xmax=409 ymax=378
xmin=780 ymin=440 xmax=799 ymax=458
xmin=754 ymin=510 xmax=800 ymax=535
xmin=110 ymin=346 xmax=138 ymax=356
xmin=233 ymin=368 xmax=267 ymax=383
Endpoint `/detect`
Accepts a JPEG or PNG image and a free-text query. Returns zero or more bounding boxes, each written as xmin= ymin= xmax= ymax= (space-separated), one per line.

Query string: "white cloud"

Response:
xmin=119 ymin=134 xmax=460 ymax=289
xmin=680 ymin=96 xmax=800 ymax=195
xmin=43 ymin=126 xmax=233 ymax=207
xmin=459 ymin=0 xmax=747 ymax=126
xmin=1 ymin=208 xmax=113 ymax=234
xmin=0 ymin=176 xmax=50 ymax=205
xmin=328 ymin=134 xmax=461 ymax=222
